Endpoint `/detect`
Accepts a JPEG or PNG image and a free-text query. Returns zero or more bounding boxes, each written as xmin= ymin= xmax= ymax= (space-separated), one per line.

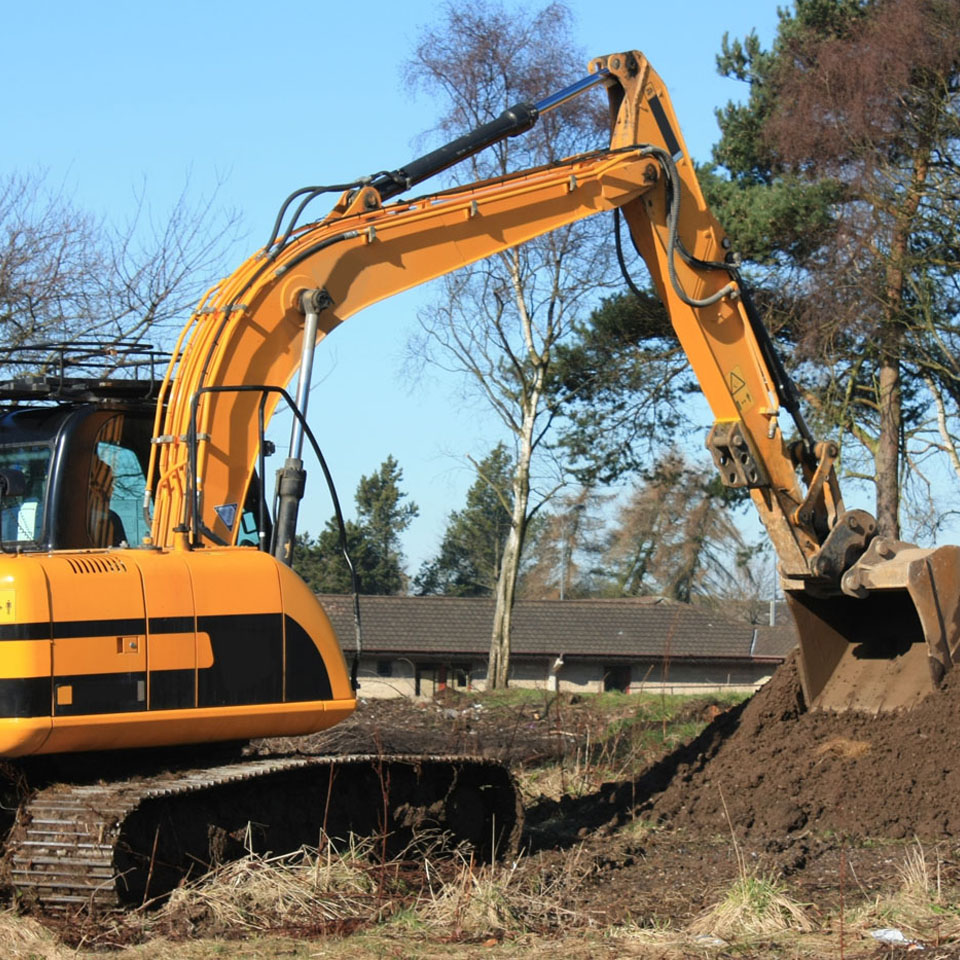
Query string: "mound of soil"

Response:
xmin=251 ymin=692 xmax=582 ymax=763
xmin=638 ymin=652 xmax=960 ymax=841
xmin=256 ymin=657 xmax=960 ymax=849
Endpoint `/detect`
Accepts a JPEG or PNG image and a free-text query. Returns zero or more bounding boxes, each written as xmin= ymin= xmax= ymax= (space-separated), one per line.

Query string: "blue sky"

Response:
xmin=2 ymin=1 xmax=784 ymax=572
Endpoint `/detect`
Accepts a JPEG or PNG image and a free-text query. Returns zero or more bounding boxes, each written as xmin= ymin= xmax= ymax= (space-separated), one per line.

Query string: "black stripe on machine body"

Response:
xmin=148 ymin=616 xmax=195 ymax=634
xmin=0 ymin=677 xmax=50 ymax=717
xmin=54 ymin=618 xmax=146 ymax=640
xmin=648 ymin=94 xmax=683 ymax=160
xmin=149 ymin=668 xmax=195 ymax=711
xmin=0 ymin=617 xmax=194 ymax=642
xmin=0 ymin=617 xmax=195 ymax=642
xmin=284 ymin=615 xmax=333 ymax=702
xmin=197 ymin=613 xmax=283 ymax=708
xmin=0 ymin=622 xmax=51 ymax=641
xmin=54 ymin=671 xmax=146 ymax=715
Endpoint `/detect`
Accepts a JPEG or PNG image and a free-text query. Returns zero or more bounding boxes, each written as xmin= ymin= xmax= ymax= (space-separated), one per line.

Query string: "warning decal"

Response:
xmin=214 ymin=503 xmax=239 ymax=530
xmin=729 ymin=366 xmax=754 ymax=414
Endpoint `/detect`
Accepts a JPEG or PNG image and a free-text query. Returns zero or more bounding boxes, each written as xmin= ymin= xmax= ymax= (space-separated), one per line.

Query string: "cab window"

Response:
xmin=0 ymin=444 xmax=51 ymax=543
xmin=87 ymin=416 xmax=149 ymax=547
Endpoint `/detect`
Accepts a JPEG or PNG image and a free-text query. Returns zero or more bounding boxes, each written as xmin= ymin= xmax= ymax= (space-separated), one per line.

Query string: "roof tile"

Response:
xmin=317 ymin=595 xmax=796 ymax=663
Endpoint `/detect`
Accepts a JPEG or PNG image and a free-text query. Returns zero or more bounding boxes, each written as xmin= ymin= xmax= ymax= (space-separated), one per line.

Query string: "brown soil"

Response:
xmin=638 ymin=651 xmax=960 ymax=842
xmin=261 ymin=666 xmax=960 ymax=941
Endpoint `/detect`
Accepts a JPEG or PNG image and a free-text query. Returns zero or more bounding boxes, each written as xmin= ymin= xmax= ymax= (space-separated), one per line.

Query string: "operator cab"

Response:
xmin=0 ymin=349 xmax=269 ymax=553
xmin=0 ymin=400 xmax=156 ymax=552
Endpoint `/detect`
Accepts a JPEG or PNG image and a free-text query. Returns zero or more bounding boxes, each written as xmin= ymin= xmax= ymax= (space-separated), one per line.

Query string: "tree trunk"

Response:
xmin=486 ymin=425 xmax=533 ymax=689
xmin=872 ymin=149 xmax=929 ymax=539
xmin=487 ymin=527 xmax=519 ymax=688
xmin=875 ymin=356 xmax=901 ymax=538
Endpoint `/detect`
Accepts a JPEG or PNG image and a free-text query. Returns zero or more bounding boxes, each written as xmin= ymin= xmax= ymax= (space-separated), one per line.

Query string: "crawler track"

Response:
xmin=2 ymin=754 xmax=521 ymax=913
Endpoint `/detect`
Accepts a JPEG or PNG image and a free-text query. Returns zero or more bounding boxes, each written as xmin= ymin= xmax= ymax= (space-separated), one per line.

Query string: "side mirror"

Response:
xmin=0 ymin=467 xmax=27 ymax=498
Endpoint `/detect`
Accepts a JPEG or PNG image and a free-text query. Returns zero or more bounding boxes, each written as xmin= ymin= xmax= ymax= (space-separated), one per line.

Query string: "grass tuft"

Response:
xmin=688 ymin=784 xmax=814 ymax=940
xmin=688 ymin=872 xmax=814 ymax=939
xmin=849 ymin=838 xmax=960 ymax=944
xmin=414 ymin=844 xmax=594 ymax=936
xmin=158 ymin=837 xmax=386 ymax=932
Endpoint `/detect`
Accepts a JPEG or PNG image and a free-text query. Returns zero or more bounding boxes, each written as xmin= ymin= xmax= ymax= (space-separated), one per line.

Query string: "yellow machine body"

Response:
xmin=0 ymin=545 xmax=355 ymax=757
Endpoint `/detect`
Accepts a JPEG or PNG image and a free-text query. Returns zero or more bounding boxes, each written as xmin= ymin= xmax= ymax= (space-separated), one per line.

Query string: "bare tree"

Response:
xmin=404 ymin=1 xmax=613 ymax=687
xmin=518 ymin=486 xmax=609 ymax=599
xmin=0 ymin=171 xmax=239 ymax=376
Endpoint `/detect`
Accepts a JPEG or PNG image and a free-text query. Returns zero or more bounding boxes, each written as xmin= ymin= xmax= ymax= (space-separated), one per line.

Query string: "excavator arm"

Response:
xmin=150 ymin=54 xmax=824 ymax=569
xmin=148 ymin=51 xmax=960 ymax=714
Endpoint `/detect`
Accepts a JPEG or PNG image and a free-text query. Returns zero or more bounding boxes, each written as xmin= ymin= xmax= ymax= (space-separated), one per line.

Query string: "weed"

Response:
xmin=618 ymin=815 xmax=660 ymax=840
xmin=848 ymin=838 xmax=960 ymax=944
xmin=897 ymin=837 xmax=937 ymax=905
xmin=384 ymin=905 xmax=428 ymax=932
xmin=688 ymin=785 xmax=814 ymax=940
xmin=688 ymin=873 xmax=814 ymax=939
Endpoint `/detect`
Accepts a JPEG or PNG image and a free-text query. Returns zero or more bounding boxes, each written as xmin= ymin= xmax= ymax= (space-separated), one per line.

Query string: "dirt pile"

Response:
xmin=251 ymin=693 xmax=580 ymax=763
xmin=258 ymin=663 xmax=960 ymax=847
xmin=639 ymin=652 xmax=960 ymax=841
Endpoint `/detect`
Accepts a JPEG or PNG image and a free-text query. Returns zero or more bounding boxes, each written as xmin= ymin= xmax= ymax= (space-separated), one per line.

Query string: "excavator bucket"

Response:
xmin=789 ymin=540 xmax=960 ymax=712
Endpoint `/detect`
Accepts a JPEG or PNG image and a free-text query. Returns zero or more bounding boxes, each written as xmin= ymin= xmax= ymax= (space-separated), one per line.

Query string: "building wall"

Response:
xmin=354 ymin=658 xmax=473 ymax=699
xmin=467 ymin=659 xmax=605 ymax=694
xmin=352 ymin=655 xmax=775 ymax=699
xmin=627 ymin=661 xmax=773 ymax=695
xmin=354 ymin=658 xmax=417 ymax=699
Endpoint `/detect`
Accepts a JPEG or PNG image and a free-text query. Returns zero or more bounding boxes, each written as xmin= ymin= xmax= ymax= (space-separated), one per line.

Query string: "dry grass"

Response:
xmin=413 ymin=845 xmax=593 ymax=936
xmin=897 ymin=837 xmax=938 ymax=903
xmin=815 ymin=737 xmax=872 ymax=759
xmin=847 ymin=838 xmax=960 ymax=945
xmin=154 ymin=836 xmax=390 ymax=932
xmin=0 ymin=907 xmax=66 ymax=959
xmin=127 ymin=834 xmax=601 ymax=943
xmin=688 ymin=872 xmax=814 ymax=940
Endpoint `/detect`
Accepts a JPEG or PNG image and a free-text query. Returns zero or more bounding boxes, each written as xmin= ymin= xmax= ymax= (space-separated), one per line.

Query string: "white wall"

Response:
xmin=351 ymin=655 xmax=774 ymax=699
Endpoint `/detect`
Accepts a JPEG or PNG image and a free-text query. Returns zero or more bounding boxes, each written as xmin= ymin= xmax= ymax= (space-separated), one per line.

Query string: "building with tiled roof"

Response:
xmin=317 ymin=594 xmax=797 ymax=698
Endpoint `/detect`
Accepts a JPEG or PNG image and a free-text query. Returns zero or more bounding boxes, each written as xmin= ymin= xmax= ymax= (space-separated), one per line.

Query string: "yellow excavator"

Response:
xmin=0 ymin=50 xmax=956 ymax=910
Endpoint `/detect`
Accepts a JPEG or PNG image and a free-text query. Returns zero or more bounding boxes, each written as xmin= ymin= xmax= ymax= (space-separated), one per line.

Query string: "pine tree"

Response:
xmin=294 ymin=456 xmax=418 ymax=594
xmin=706 ymin=0 xmax=960 ymax=538
xmin=414 ymin=444 xmax=513 ymax=596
